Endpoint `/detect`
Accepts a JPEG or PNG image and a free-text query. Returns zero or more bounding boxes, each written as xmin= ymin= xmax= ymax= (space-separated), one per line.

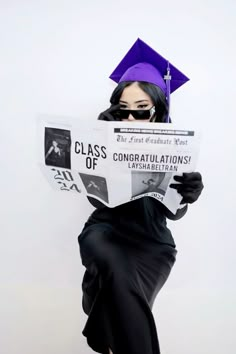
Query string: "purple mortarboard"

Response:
xmin=109 ymin=38 xmax=189 ymax=106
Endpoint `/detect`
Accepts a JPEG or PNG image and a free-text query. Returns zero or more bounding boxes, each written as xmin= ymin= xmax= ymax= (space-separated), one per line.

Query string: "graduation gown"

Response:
xmin=78 ymin=197 xmax=187 ymax=354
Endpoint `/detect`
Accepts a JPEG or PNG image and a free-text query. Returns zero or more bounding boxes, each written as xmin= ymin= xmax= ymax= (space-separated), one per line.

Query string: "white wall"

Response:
xmin=1 ymin=1 xmax=235 ymax=353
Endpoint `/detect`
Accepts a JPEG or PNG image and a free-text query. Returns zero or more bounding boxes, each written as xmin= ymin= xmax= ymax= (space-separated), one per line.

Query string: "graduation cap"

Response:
xmin=109 ymin=38 xmax=189 ymax=106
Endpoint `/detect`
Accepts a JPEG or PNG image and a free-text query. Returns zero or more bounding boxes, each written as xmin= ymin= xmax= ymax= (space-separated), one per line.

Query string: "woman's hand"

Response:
xmin=98 ymin=104 xmax=121 ymax=121
xmin=170 ymin=172 xmax=204 ymax=204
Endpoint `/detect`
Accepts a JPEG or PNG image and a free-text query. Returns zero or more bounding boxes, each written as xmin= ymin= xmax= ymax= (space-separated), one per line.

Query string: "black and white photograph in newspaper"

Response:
xmin=131 ymin=171 xmax=172 ymax=198
xmin=79 ymin=173 xmax=109 ymax=203
xmin=44 ymin=127 xmax=71 ymax=169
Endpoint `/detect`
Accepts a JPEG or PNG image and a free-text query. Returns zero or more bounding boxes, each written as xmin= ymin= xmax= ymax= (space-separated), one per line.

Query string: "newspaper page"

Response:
xmin=37 ymin=116 xmax=201 ymax=214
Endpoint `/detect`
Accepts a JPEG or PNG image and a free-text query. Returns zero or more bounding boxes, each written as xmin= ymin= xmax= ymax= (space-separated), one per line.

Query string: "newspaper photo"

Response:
xmin=37 ymin=115 xmax=201 ymax=213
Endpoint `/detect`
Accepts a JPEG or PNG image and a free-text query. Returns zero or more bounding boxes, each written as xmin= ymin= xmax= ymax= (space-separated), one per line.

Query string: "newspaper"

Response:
xmin=37 ymin=115 xmax=201 ymax=214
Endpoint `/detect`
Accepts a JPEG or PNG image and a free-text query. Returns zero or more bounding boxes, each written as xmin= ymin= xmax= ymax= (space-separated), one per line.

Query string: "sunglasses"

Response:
xmin=114 ymin=106 xmax=155 ymax=120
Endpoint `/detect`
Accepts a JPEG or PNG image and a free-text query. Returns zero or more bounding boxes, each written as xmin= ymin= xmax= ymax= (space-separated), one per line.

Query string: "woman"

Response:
xmin=45 ymin=140 xmax=61 ymax=166
xmin=78 ymin=39 xmax=203 ymax=354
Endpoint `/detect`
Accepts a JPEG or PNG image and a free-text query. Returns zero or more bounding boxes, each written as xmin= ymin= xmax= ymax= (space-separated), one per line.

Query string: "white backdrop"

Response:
xmin=1 ymin=1 xmax=236 ymax=353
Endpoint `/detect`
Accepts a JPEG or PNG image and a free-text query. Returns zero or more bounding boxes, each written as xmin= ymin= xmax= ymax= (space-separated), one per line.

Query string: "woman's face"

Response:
xmin=119 ymin=82 xmax=154 ymax=122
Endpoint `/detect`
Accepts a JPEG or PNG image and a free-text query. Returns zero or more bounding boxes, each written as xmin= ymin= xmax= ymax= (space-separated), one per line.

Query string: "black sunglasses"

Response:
xmin=113 ymin=106 xmax=155 ymax=120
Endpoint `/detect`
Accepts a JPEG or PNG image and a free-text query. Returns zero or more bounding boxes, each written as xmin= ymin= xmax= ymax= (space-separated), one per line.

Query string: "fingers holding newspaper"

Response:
xmin=170 ymin=172 xmax=204 ymax=204
xmin=97 ymin=104 xmax=121 ymax=121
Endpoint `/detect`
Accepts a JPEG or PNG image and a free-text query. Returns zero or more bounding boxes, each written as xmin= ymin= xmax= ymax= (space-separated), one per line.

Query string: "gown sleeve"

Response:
xmin=160 ymin=203 xmax=188 ymax=220
xmin=87 ymin=196 xmax=106 ymax=209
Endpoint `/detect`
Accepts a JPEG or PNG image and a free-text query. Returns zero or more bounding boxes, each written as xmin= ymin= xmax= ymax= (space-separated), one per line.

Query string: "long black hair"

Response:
xmin=109 ymin=81 xmax=169 ymax=123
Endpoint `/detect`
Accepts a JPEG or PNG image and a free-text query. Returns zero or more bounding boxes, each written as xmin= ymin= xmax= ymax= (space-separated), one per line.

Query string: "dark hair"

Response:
xmin=109 ymin=81 xmax=169 ymax=123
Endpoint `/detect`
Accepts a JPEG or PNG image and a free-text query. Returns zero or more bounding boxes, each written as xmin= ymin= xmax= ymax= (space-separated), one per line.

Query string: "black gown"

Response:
xmin=78 ymin=196 xmax=187 ymax=354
